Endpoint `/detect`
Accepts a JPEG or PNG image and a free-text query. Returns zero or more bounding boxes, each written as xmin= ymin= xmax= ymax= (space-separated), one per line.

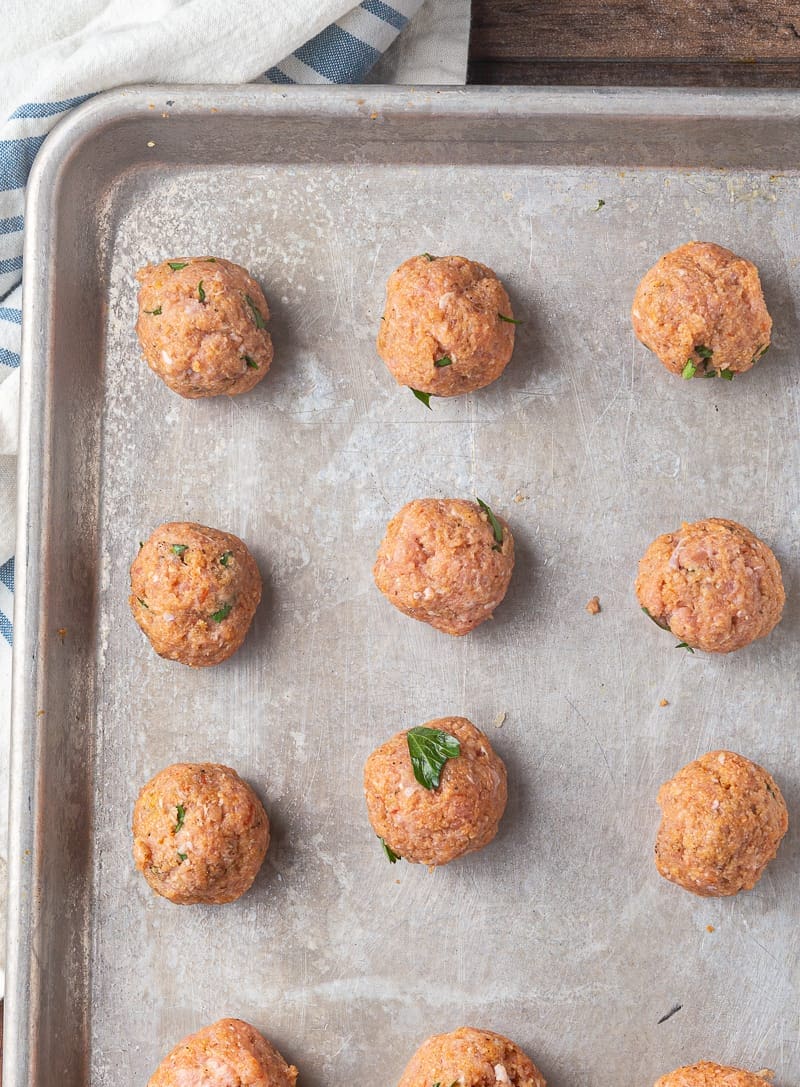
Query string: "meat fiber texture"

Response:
xmin=147 ymin=1019 xmax=297 ymax=1087
xmin=398 ymin=1028 xmax=546 ymax=1087
xmin=130 ymin=521 xmax=262 ymax=667
xmin=377 ymin=255 xmax=515 ymax=396
xmin=635 ymin=518 xmax=784 ymax=654
xmin=631 ymin=242 xmax=771 ymax=378
xmin=373 ymin=498 xmax=515 ymax=636
xmin=133 ymin=763 xmax=269 ymax=905
xmin=655 ymin=1063 xmax=774 ymax=1087
xmin=136 ymin=256 xmax=273 ymax=398
xmin=655 ymin=750 xmax=787 ymax=898
xmin=364 ymin=717 xmax=507 ymax=867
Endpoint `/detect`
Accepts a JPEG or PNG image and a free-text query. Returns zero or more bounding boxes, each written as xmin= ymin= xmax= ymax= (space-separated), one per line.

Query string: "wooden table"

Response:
xmin=2 ymin=3 xmax=798 ymax=1082
xmin=469 ymin=0 xmax=800 ymax=85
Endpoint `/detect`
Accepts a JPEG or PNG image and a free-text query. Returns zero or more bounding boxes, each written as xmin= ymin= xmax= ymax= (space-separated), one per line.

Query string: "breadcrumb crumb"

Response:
xmin=585 ymin=596 xmax=601 ymax=615
xmin=706 ymin=924 xmax=715 ymax=932
xmin=493 ymin=711 xmax=507 ymax=729
xmin=660 ymin=698 xmax=669 ymax=707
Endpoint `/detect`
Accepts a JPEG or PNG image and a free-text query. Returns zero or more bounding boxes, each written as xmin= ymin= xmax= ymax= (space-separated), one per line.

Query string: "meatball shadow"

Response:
xmin=251 ymin=291 xmax=296 ymax=393
xmin=241 ymin=557 xmax=277 ymax=663
xmin=758 ymin=267 xmax=800 ymax=381
xmin=484 ymin=732 xmax=533 ymax=859
xmin=251 ymin=792 xmax=291 ymax=897
xmin=489 ymin=284 xmax=542 ymax=395
xmin=480 ymin=528 xmax=538 ymax=637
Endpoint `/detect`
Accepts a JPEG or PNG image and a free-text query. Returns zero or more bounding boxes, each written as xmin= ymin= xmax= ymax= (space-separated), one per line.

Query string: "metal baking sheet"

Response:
xmin=7 ymin=86 xmax=800 ymax=1087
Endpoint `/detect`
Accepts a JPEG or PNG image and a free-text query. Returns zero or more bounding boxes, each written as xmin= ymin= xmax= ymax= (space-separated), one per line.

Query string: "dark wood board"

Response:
xmin=468 ymin=0 xmax=800 ymax=85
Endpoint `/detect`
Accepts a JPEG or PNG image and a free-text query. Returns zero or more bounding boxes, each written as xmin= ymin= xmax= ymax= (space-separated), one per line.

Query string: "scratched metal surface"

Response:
xmin=8 ymin=87 xmax=800 ymax=1087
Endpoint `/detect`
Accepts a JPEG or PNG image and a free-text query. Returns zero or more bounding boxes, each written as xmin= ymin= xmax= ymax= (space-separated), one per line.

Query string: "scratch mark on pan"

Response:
xmin=370 ymin=241 xmax=383 ymax=284
xmin=657 ymin=1003 xmax=683 ymax=1024
xmin=564 ymin=696 xmax=616 ymax=784
xmin=748 ymin=933 xmax=780 ymax=966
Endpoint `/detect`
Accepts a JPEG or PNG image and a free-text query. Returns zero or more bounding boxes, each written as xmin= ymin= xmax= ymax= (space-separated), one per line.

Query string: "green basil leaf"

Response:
xmin=380 ymin=837 xmax=401 ymax=864
xmin=477 ymin=497 xmax=503 ymax=550
xmin=197 ymin=280 xmax=206 ymax=303
xmin=219 ymin=551 xmax=233 ymax=567
xmin=594 ymin=199 xmax=605 ymax=211
xmin=682 ymin=360 xmax=697 ymax=380
xmin=411 ymin=388 xmax=432 ymax=409
xmin=168 ymin=261 xmax=188 ymax=271
xmin=171 ymin=544 xmax=188 ymax=556
xmin=695 ymin=345 xmax=713 ymax=359
xmin=243 ymin=354 xmax=259 ymax=369
xmin=174 ymin=803 xmax=186 ymax=833
xmin=211 ymin=602 xmax=233 ymax=623
xmin=434 ymin=355 xmax=453 ymax=367
xmin=245 ymin=294 xmax=266 ymax=329
xmin=498 ymin=313 xmax=522 ymax=324
xmin=407 ymin=726 xmax=461 ymax=790
xmin=177 ymin=852 xmax=188 ymax=862
xmin=144 ymin=306 xmax=162 ymax=316
xmin=675 ymin=641 xmax=695 ymax=654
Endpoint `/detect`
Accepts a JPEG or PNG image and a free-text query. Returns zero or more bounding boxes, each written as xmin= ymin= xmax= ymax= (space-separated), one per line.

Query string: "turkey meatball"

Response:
xmin=655 ymin=1062 xmax=773 ymax=1087
xmin=631 ymin=242 xmax=771 ymax=378
xmin=365 ymin=716 xmax=507 ymax=867
xmin=373 ymin=498 xmax=514 ymax=636
xmin=133 ymin=763 xmax=269 ymax=905
xmin=635 ymin=517 xmax=784 ymax=654
xmin=136 ymin=256 xmax=273 ymax=397
xmin=377 ymin=255 xmax=516 ymax=396
xmin=147 ymin=1019 xmax=296 ymax=1087
xmin=130 ymin=521 xmax=262 ymax=667
xmin=398 ymin=1027 xmax=546 ymax=1087
xmin=655 ymin=750 xmax=788 ymax=897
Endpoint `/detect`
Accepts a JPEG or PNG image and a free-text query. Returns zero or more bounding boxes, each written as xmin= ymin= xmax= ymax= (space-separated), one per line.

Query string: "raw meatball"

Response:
xmin=377 ymin=255 xmax=516 ymax=396
xmin=399 ymin=1027 xmax=545 ymax=1087
xmin=130 ymin=521 xmax=262 ymax=667
xmin=635 ymin=517 xmax=784 ymax=654
xmin=148 ymin=1019 xmax=296 ymax=1087
xmin=364 ymin=716 xmax=507 ymax=867
xmin=655 ymin=1062 xmax=773 ymax=1087
xmin=136 ymin=256 xmax=273 ymax=398
xmin=655 ymin=750 xmax=788 ymax=897
xmin=133 ymin=763 xmax=269 ymax=905
xmin=373 ymin=498 xmax=514 ymax=636
xmin=631 ymin=242 xmax=771 ymax=378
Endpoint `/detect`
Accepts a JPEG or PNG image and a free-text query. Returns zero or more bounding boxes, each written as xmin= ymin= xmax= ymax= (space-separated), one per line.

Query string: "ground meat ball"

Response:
xmin=377 ymin=255 xmax=516 ymax=396
xmin=631 ymin=242 xmax=771 ymax=378
xmin=130 ymin=521 xmax=262 ymax=667
xmin=655 ymin=1062 xmax=773 ymax=1087
xmin=655 ymin=751 xmax=788 ymax=897
xmin=148 ymin=1019 xmax=297 ymax=1087
xmin=635 ymin=518 xmax=784 ymax=654
xmin=399 ymin=1028 xmax=546 ymax=1087
xmin=136 ymin=256 xmax=273 ymax=397
xmin=365 ymin=717 xmax=507 ymax=867
xmin=373 ymin=498 xmax=514 ymax=636
xmin=133 ymin=763 xmax=269 ymax=905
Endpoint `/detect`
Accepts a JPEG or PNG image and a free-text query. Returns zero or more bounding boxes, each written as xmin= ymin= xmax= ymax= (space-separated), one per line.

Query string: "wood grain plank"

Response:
xmin=468 ymin=57 xmax=800 ymax=86
xmin=469 ymin=0 xmax=800 ymax=60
